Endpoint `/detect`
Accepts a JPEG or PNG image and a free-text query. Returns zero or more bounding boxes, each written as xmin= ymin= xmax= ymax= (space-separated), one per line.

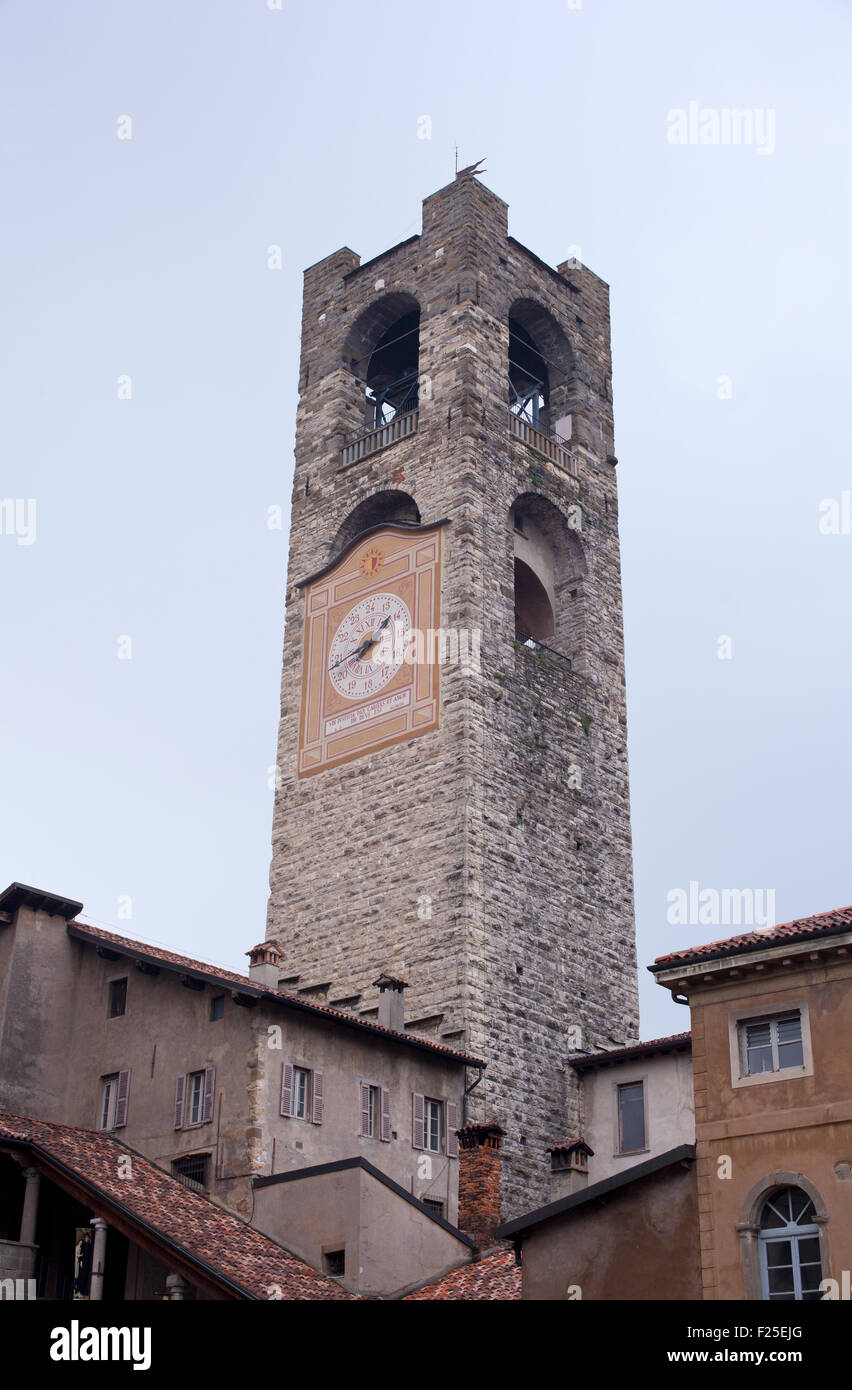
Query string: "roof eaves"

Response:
xmin=66 ymin=922 xmax=484 ymax=1067
xmin=0 ymin=1132 xmax=253 ymax=1300
xmin=650 ymin=918 xmax=852 ymax=974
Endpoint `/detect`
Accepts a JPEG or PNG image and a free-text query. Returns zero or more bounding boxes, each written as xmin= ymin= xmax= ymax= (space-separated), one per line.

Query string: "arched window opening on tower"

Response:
xmin=343 ymin=294 xmax=421 ymax=436
xmin=507 ymin=300 xmax=575 ymax=441
xmin=514 ymin=559 xmax=555 ymax=643
xmin=509 ymin=318 xmax=548 ymax=427
xmin=511 ymin=494 xmax=587 ymax=667
xmin=365 ymin=310 xmax=420 ymax=428
xmin=330 ymin=489 xmax=421 ymax=559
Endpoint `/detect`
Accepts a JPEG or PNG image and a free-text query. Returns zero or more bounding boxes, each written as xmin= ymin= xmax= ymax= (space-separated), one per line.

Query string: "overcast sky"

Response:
xmin=2 ymin=0 xmax=850 ymax=1040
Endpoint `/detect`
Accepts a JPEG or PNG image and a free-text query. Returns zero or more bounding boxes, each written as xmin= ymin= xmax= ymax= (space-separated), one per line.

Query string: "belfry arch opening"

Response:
xmin=514 ymin=559 xmax=554 ymax=642
xmin=508 ymin=300 xmax=575 ymax=438
xmin=511 ymin=493 xmax=586 ymax=666
xmin=509 ymin=319 xmax=548 ymax=427
xmin=343 ymin=293 xmax=420 ymax=433
xmin=330 ymin=490 xmax=421 ymax=559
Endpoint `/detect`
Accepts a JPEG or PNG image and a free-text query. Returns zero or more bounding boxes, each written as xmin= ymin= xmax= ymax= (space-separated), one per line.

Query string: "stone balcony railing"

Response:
xmin=340 ymin=409 xmax=418 ymax=469
xmin=509 ymin=411 xmax=577 ymax=476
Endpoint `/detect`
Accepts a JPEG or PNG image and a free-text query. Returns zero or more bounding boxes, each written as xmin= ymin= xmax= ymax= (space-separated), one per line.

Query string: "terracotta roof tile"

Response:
xmin=569 ymin=1032 xmax=691 ymax=1070
xmin=651 ymin=906 xmax=852 ymax=971
xmin=68 ymin=920 xmax=483 ymax=1067
xmin=0 ymin=1110 xmax=356 ymax=1300
xmin=404 ymin=1249 xmax=521 ymax=1300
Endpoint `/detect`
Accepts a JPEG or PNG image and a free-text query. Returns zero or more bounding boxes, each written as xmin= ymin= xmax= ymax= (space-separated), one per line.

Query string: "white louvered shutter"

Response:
xmin=360 ymin=1083 xmax=371 ymax=1137
xmin=311 ymin=1070 xmax=324 ymax=1125
xmin=202 ymin=1066 xmax=216 ymax=1124
xmin=446 ymin=1100 xmax=459 ymax=1158
xmin=114 ymin=1069 xmax=131 ymax=1128
xmin=412 ymin=1092 xmax=425 ymax=1149
xmin=280 ymin=1062 xmax=293 ymax=1117
xmin=380 ymin=1087 xmax=391 ymax=1143
xmin=173 ymin=1074 xmax=186 ymax=1130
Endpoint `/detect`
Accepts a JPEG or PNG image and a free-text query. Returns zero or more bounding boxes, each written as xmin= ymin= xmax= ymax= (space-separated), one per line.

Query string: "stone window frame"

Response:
xmin=727 ymin=998 xmax=813 ymax=1091
xmin=736 ymin=1172 xmax=831 ymax=1301
xmin=611 ymin=1073 xmax=650 ymax=1158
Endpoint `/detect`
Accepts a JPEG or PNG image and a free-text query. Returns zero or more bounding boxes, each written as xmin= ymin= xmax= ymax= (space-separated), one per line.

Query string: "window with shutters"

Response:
xmin=616 ymin=1080 xmax=646 ymax=1154
xmin=280 ymin=1063 xmax=324 ymax=1124
xmin=174 ymin=1066 xmax=216 ymax=1130
xmin=360 ymin=1082 xmax=391 ymax=1142
xmin=412 ymin=1094 xmax=459 ymax=1155
xmin=98 ymin=1069 xmax=130 ymax=1131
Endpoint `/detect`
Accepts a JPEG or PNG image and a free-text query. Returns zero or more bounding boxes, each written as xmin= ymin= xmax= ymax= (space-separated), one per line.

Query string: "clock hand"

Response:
xmin=328 ymin=644 xmax=364 ymax=672
xmin=329 ymin=615 xmax=393 ymax=672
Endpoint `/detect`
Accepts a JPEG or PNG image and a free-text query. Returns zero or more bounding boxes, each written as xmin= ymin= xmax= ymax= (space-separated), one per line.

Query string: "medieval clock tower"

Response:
xmin=265 ymin=171 xmax=639 ymax=1216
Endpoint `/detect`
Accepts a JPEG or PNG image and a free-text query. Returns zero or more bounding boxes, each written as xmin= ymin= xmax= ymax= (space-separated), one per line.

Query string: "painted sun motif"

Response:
xmin=360 ymin=547 xmax=384 ymax=577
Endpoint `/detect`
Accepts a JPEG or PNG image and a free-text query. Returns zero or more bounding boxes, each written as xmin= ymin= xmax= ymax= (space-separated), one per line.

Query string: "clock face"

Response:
xmin=327 ymin=592 xmax=412 ymax=700
xmin=297 ymin=525 xmax=442 ymax=778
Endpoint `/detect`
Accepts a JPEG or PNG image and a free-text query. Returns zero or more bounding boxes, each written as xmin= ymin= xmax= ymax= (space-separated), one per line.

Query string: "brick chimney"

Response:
xmin=246 ymin=941 xmax=281 ymax=990
xmin=457 ymin=1122 xmax=505 ymax=1249
xmin=373 ymin=973 xmax=407 ymax=1032
xmin=548 ymin=1138 xmax=594 ymax=1201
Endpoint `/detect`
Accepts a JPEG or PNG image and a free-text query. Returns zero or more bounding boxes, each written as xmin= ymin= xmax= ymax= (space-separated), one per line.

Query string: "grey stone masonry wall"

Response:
xmin=265 ymin=176 xmax=639 ymax=1217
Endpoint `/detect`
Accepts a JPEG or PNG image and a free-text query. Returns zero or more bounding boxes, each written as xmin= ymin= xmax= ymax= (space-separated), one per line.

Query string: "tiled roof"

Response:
xmin=404 ymin=1249 xmax=521 ymax=1300
xmin=651 ymin=906 xmax=852 ymax=971
xmin=0 ymin=1110 xmax=356 ymax=1300
xmin=569 ymin=1032 xmax=691 ymax=1070
xmin=67 ymin=920 xmax=483 ymax=1067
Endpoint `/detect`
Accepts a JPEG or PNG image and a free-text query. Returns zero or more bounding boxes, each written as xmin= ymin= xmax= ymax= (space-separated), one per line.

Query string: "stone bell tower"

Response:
xmin=265 ymin=171 xmax=639 ymax=1216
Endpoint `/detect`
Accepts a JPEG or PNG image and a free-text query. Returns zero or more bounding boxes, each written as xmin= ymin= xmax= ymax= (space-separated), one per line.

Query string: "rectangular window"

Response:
xmin=364 ymin=1084 xmax=378 ymax=1138
xmin=210 ymin=995 xmax=225 ymax=1022
xmin=741 ymin=1013 xmax=804 ymax=1076
xmin=99 ymin=1074 xmax=118 ymax=1130
xmin=322 ymin=1250 xmax=345 ymax=1277
xmin=171 ymin=1153 xmax=210 ymax=1190
xmin=108 ymin=978 xmax=127 ymax=1019
xmin=293 ymin=1067 xmax=311 ymax=1120
xmin=188 ymin=1071 xmax=205 ymax=1126
xmin=424 ymin=1098 xmax=442 ymax=1153
xmin=422 ymin=1198 xmax=444 ymax=1219
xmin=617 ymin=1081 xmax=646 ymax=1153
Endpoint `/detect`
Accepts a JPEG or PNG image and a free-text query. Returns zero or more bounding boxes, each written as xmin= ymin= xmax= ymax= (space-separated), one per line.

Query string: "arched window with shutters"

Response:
xmin=758 ymin=1187 xmax=824 ymax=1301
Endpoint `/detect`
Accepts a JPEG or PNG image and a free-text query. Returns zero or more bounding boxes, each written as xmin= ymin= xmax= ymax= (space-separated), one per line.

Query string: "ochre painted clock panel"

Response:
xmin=297 ymin=525 xmax=442 ymax=777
